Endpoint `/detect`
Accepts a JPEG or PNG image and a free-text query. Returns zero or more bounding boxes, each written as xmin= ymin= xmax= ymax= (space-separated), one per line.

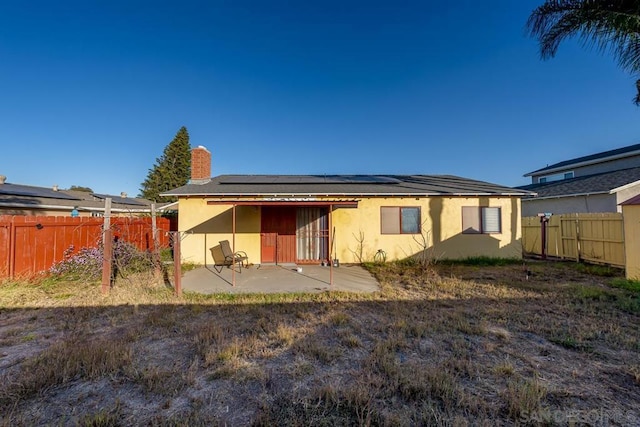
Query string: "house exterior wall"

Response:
xmin=333 ymin=196 xmax=522 ymax=262
xmin=614 ymin=182 xmax=640 ymax=210
xmin=531 ymin=155 xmax=640 ymax=183
xmin=622 ymin=204 xmax=640 ymax=280
xmin=177 ymin=195 xmax=523 ymax=265
xmin=178 ymin=198 xmax=262 ymax=265
xmin=521 ymin=194 xmax=616 ymax=216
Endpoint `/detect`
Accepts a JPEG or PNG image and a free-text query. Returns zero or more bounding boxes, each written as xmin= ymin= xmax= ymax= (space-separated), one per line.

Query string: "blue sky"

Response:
xmin=1 ymin=0 xmax=640 ymax=197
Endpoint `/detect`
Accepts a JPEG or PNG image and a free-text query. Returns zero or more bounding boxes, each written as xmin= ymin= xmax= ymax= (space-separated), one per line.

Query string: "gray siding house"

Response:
xmin=519 ymin=144 xmax=640 ymax=216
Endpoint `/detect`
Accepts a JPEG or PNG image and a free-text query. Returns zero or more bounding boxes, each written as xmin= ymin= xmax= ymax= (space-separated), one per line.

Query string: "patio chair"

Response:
xmin=219 ymin=240 xmax=249 ymax=270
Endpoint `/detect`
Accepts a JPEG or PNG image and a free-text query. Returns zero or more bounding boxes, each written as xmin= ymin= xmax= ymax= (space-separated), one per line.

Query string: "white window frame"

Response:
xmin=538 ymin=171 xmax=574 ymax=183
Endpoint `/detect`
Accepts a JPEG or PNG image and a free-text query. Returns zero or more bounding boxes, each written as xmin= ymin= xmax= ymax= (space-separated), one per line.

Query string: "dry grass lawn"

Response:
xmin=0 ymin=260 xmax=639 ymax=426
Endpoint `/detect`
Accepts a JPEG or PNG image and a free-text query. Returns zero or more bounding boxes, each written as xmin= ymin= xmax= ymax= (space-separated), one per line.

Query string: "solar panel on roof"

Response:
xmin=218 ymin=176 xmax=312 ymax=184
xmin=91 ymin=193 xmax=148 ymax=206
xmin=343 ymin=176 xmax=401 ymax=184
xmin=218 ymin=175 xmax=402 ymax=184
xmin=0 ymin=184 xmax=82 ymax=200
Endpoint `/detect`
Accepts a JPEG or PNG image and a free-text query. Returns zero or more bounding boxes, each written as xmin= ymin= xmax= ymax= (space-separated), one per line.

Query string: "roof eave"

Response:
xmin=156 ymin=201 xmax=179 ymax=210
xmin=166 ymin=191 xmax=530 ymax=197
xmin=609 ymin=178 xmax=640 ymax=194
xmin=521 ymin=190 xmax=609 ymax=201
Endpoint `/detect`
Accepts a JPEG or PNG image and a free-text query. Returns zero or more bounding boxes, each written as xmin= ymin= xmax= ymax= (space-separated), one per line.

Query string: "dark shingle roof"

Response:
xmin=0 ymin=183 xmax=82 ymax=200
xmin=518 ymin=167 xmax=640 ymax=199
xmin=91 ymin=193 xmax=148 ymax=206
xmin=525 ymin=143 xmax=640 ymax=176
xmin=0 ymin=183 xmax=157 ymax=212
xmin=163 ymin=174 xmax=530 ymax=197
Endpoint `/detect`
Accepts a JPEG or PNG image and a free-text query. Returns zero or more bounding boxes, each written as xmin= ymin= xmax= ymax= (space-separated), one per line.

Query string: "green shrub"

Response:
xmin=160 ymin=248 xmax=174 ymax=262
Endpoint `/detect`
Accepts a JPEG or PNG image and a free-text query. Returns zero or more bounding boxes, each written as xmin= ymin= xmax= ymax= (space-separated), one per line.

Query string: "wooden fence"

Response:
xmin=0 ymin=215 xmax=172 ymax=279
xmin=522 ymin=213 xmax=625 ymax=267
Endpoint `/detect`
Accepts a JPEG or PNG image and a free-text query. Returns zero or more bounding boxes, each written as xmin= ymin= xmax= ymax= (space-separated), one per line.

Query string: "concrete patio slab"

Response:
xmin=181 ymin=264 xmax=380 ymax=294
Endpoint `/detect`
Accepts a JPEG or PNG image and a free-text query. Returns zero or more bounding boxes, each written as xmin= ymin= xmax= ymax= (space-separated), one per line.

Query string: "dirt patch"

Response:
xmin=0 ymin=262 xmax=639 ymax=425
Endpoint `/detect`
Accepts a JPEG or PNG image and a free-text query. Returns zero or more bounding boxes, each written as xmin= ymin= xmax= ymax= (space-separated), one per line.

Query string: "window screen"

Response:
xmin=462 ymin=206 xmax=501 ymax=234
xmin=381 ymin=207 xmax=421 ymax=234
xmin=381 ymin=207 xmax=400 ymax=234
xmin=481 ymin=207 xmax=501 ymax=233
xmin=462 ymin=206 xmax=481 ymax=234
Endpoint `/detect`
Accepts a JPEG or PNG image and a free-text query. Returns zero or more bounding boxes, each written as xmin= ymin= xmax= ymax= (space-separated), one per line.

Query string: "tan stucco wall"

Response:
xmin=177 ymin=196 xmax=523 ymax=265
xmin=333 ymin=196 xmax=522 ymax=262
xmin=622 ymin=205 xmax=640 ymax=280
xmin=177 ymin=198 xmax=261 ymax=264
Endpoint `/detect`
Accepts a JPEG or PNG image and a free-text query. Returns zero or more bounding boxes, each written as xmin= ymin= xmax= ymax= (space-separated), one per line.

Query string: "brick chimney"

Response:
xmin=191 ymin=145 xmax=211 ymax=184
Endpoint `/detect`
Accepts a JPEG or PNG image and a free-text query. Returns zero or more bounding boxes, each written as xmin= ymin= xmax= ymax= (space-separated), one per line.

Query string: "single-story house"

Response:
xmin=162 ymin=147 xmax=531 ymax=266
xmin=0 ymin=175 xmax=160 ymax=217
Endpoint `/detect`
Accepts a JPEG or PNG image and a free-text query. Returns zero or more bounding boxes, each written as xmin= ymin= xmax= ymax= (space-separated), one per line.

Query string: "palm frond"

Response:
xmin=527 ymin=0 xmax=640 ymax=72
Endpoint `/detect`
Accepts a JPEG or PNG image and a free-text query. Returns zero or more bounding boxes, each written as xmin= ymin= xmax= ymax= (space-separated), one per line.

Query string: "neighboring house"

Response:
xmin=0 ymin=176 xmax=159 ymax=216
xmin=519 ymin=143 xmax=640 ymax=216
xmin=620 ymin=194 xmax=640 ymax=279
xmin=162 ymin=146 xmax=531 ymax=266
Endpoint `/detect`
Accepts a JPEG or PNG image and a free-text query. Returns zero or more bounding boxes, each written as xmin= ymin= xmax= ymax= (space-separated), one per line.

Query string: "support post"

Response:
xmin=540 ymin=215 xmax=547 ymax=260
xmin=8 ymin=218 xmax=15 ymax=280
xmin=575 ymin=217 xmax=581 ymax=263
xmin=173 ymin=231 xmax=182 ymax=297
xmin=101 ymin=229 xmax=113 ymax=293
xmin=151 ymin=203 xmax=158 ymax=251
xmin=103 ymin=197 xmax=111 ymax=231
xmin=101 ymin=198 xmax=112 ymax=294
xmin=329 ymin=204 xmax=333 ymax=287
xmin=151 ymin=203 xmax=160 ymax=274
xmin=232 ymin=204 xmax=236 ymax=287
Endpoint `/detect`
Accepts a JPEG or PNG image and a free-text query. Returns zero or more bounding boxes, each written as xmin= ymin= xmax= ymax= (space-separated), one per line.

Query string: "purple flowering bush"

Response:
xmin=49 ymin=246 xmax=103 ymax=281
xmin=49 ymin=241 xmax=156 ymax=281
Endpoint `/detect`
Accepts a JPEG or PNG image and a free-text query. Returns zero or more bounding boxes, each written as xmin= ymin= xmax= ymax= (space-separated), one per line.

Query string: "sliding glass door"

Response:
xmin=296 ymin=207 xmax=328 ymax=262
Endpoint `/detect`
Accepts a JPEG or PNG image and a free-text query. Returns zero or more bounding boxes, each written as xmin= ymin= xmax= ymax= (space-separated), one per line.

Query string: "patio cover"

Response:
xmin=206 ymin=199 xmax=359 ymax=286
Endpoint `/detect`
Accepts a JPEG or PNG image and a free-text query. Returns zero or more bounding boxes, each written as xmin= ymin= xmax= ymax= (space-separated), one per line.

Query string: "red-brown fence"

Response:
xmin=0 ymin=215 xmax=172 ymax=279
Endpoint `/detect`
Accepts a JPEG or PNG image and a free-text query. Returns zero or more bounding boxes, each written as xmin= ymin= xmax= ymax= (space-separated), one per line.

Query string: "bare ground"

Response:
xmin=0 ymin=261 xmax=639 ymax=426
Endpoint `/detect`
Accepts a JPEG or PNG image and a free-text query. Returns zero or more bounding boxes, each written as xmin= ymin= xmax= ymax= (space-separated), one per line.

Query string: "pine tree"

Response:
xmin=139 ymin=127 xmax=191 ymax=202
